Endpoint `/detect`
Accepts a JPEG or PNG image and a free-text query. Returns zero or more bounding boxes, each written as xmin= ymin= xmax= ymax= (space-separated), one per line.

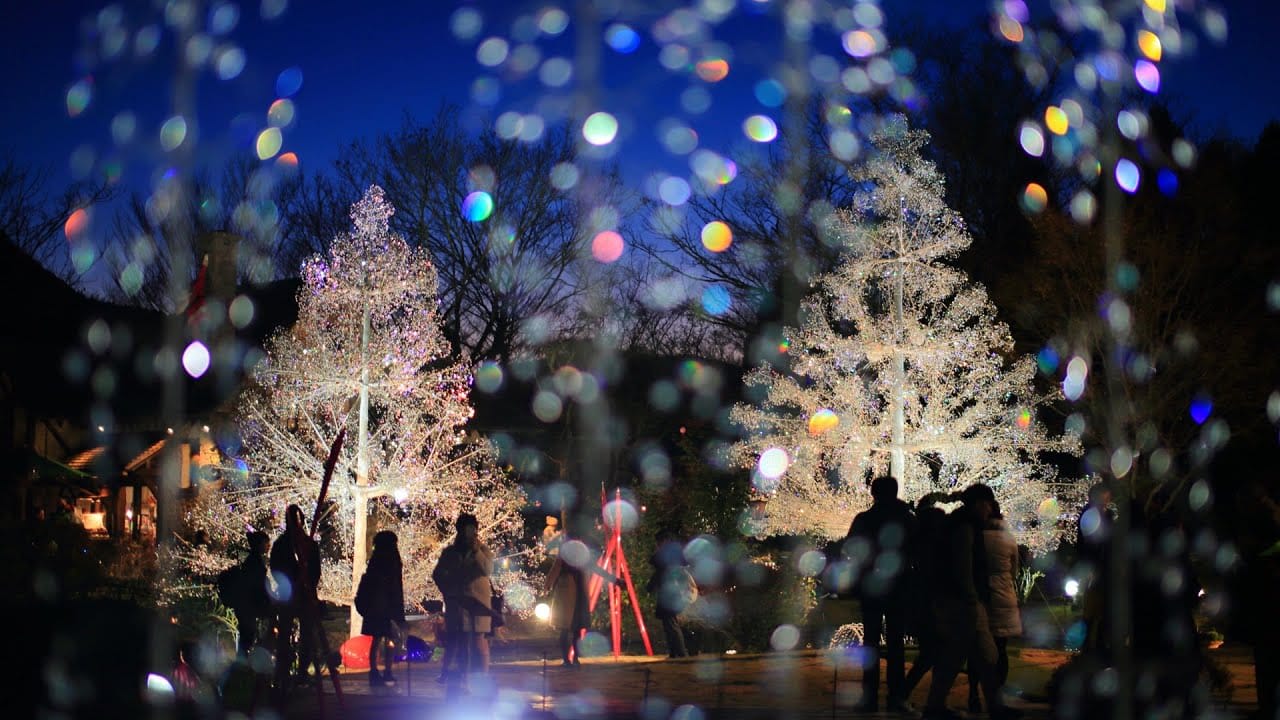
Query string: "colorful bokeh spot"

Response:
xmin=1134 ymin=60 xmax=1160 ymax=93
xmin=1115 ymin=159 xmax=1140 ymax=193
xmin=1021 ymin=182 xmax=1048 ymax=213
xmin=462 ymin=191 xmax=494 ymax=222
xmin=695 ymin=58 xmax=730 ymax=83
xmin=841 ymin=30 xmax=878 ymax=58
xmin=256 ymin=127 xmax=283 ymax=160
xmin=66 ymin=78 xmax=92 ymax=117
xmin=1016 ymin=409 xmax=1032 ymax=429
xmin=268 ymin=98 xmax=296 ymax=127
xmin=1190 ymin=394 xmax=1213 ymax=425
xmin=1137 ymin=30 xmax=1162 ymax=61
xmin=701 ymin=286 xmax=731 ymax=316
xmin=743 ymin=115 xmax=778 ymax=143
xmin=64 ymin=208 xmax=89 ymax=240
xmin=582 ymin=112 xmax=619 ymax=146
xmin=701 ymin=221 xmax=732 ymax=252
xmin=591 ymin=230 xmax=624 ymax=263
xmin=757 ymin=448 xmax=790 ymax=480
xmin=1044 ymin=106 xmax=1069 ymax=135
xmin=160 ymin=116 xmax=188 ymax=151
xmin=807 ymin=409 xmax=839 ymax=436
xmin=276 ymin=152 xmax=299 ymax=169
xmin=1037 ymin=497 xmax=1061 ymax=519
xmin=605 ymin=24 xmax=640 ymax=54
xmin=475 ymin=361 xmax=504 ymax=393
xmin=778 ymin=338 xmax=791 ymax=354
xmin=1036 ymin=346 xmax=1060 ymax=374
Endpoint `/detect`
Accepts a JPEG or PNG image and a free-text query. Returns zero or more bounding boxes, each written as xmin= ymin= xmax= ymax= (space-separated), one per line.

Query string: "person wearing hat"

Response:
xmin=432 ymin=512 xmax=495 ymax=690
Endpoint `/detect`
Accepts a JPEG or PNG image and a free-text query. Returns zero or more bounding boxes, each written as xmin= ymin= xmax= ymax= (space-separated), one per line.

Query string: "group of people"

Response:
xmin=838 ymin=477 xmax=1024 ymax=720
xmin=222 ymin=507 xmax=499 ymax=697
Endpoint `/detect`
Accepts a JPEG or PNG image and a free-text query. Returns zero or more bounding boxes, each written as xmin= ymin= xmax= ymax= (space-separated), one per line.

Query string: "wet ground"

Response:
xmin=270 ymin=644 xmax=1261 ymax=719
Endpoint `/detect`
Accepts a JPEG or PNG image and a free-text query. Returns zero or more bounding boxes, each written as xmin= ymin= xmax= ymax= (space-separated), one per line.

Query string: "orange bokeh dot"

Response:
xmin=276 ymin=152 xmax=299 ymax=168
xmin=695 ymin=59 xmax=729 ymax=83
xmin=701 ymin=221 xmax=732 ymax=252
xmin=591 ymin=230 xmax=625 ymax=263
xmin=64 ymin=208 xmax=89 ymax=240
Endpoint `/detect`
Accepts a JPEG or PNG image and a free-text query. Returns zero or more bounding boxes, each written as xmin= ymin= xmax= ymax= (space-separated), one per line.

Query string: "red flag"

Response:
xmin=310 ymin=428 xmax=346 ymax=538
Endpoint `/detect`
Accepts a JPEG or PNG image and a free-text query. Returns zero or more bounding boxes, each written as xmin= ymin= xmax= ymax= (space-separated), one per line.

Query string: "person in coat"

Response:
xmin=269 ymin=504 xmax=322 ymax=691
xmin=923 ymin=484 xmax=1017 ymax=720
xmin=356 ymin=530 xmax=405 ymax=687
xmin=234 ymin=531 xmax=272 ymax=657
xmin=545 ymin=531 xmax=591 ymax=666
xmin=432 ymin=513 xmax=495 ymax=689
xmin=844 ymin=476 xmax=917 ymax=713
xmin=647 ymin=536 xmax=695 ymax=659
xmin=970 ymin=503 xmax=1022 ymax=712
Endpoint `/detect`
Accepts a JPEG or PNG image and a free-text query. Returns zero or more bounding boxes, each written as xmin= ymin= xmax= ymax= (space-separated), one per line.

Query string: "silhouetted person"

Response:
xmin=356 ymin=530 xmax=405 ymax=687
xmin=844 ymin=476 xmax=917 ymax=713
xmin=924 ymin=484 xmax=1017 ymax=720
xmin=969 ymin=502 xmax=1021 ymax=712
xmin=269 ymin=504 xmax=321 ymax=693
xmin=648 ymin=537 xmax=695 ymax=659
xmin=234 ymin=531 xmax=272 ymax=657
xmin=903 ymin=502 xmax=950 ymax=698
xmin=433 ymin=513 xmax=494 ymax=691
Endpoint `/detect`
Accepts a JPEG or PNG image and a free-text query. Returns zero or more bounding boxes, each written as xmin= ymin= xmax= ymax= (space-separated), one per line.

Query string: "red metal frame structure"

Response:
xmin=585 ymin=488 xmax=653 ymax=657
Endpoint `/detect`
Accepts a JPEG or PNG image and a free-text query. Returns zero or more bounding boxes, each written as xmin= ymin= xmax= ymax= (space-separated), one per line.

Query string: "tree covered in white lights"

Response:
xmin=186 ymin=186 xmax=532 ymax=635
xmin=730 ymin=120 xmax=1081 ymax=553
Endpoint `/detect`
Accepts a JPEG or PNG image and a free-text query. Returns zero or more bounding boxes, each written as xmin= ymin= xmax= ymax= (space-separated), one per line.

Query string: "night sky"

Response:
xmin=3 ymin=0 xmax=1278 ymax=223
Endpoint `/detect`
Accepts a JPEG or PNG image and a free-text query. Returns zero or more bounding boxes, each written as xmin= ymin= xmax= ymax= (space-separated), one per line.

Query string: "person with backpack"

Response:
xmin=843 ymin=476 xmax=918 ymax=713
xmin=218 ymin=530 xmax=272 ymax=657
xmin=355 ymin=530 xmax=405 ymax=688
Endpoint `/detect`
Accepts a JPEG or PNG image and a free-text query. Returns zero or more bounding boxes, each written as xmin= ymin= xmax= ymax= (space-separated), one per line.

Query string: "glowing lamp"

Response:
xmin=534 ymin=602 xmax=552 ymax=622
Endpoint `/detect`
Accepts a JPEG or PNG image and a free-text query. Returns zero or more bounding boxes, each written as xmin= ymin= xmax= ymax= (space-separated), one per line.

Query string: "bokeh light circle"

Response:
xmin=757 ymin=448 xmax=789 ymax=479
xmin=591 ymin=230 xmax=624 ymax=263
xmin=807 ymin=409 xmax=839 ymax=435
xmin=462 ymin=191 xmax=494 ymax=222
xmin=700 ymin=221 xmax=732 ymax=252
xmin=743 ymin=115 xmax=778 ymax=142
xmin=256 ymin=127 xmax=282 ymax=160
xmin=182 ymin=341 xmax=211 ymax=378
xmin=582 ymin=112 xmax=619 ymax=146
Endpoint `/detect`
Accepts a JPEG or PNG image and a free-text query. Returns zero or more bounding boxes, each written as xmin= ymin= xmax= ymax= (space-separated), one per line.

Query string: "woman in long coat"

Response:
xmin=545 ymin=533 xmax=591 ymax=667
xmin=971 ymin=505 xmax=1022 ymax=710
xmin=357 ymin=530 xmax=406 ymax=687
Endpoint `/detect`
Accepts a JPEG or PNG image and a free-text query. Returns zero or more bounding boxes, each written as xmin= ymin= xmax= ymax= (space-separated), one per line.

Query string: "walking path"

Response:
xmin=275 ymin=645 xmax=1261 ymax=719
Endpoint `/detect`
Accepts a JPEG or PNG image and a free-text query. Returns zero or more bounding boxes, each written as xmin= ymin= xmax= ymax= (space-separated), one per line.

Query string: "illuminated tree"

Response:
xmin=187 ymin=186 xmax=533 ymax=635
xmin=730 ymin=121 xmax=1080 ymax=553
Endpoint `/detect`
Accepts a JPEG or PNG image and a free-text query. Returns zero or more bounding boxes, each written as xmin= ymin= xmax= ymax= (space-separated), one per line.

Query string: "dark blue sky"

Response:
xmin=3 ymin=0 xmax=1277 ymax=215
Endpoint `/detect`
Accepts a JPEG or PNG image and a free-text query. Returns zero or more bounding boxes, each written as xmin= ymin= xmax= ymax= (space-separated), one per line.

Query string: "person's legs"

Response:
xmin=995 ymin=636 xmax=1010 ymax=688
xmin=662 ymin=615 xmax=688 ymax=658
xmin=236 ymin=612 xmax=257 ymax=657
xmin=925 ymin=602 xmax=971 ymax=716
xmin=368 ymin=634 xmax=383 ymax=685
xmin=473 ymin=633 xmax=490 ymax=674
xmin=903 ymin=645 xmax=933 ymax=698
xmin=559 ymin=630 xmax=573 ymax=664
xmin=860 ymin=598 xmax=885 ymax=710
xmin=885 ymin=602 xmax=907 ymax=706
xmin=272 ymin=612 xmax=296 ymax=694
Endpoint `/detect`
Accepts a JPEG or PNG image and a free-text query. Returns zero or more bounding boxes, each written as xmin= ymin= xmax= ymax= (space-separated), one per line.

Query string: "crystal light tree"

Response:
xmin=730 ymin=120 xmax=1080 ymax=553
xmin=188 ymin=186 xmax=531 ymax=635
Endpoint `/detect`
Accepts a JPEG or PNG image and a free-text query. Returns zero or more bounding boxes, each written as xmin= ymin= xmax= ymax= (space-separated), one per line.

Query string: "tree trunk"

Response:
xmin=350 ymin=290 xmax=372 ymax=638
xmin=890 ymin=222 xmax=906 ymax=494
